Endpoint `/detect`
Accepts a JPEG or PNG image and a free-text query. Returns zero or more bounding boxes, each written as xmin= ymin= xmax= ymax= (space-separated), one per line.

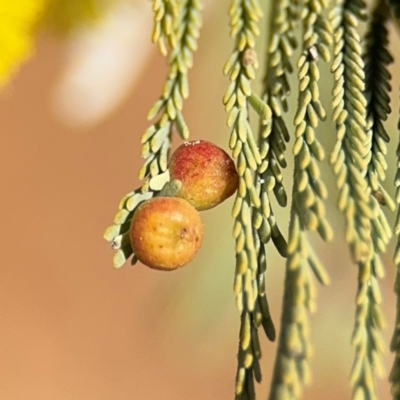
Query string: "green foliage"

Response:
xmin=104 ymin=0 xmax=400 ymax=398
xmin=140 ymin=0 xmax=202 ymax=185
xmin=104 ymin=0 xmax=202 ymax=266
xmin=268 ymin=0 xmax=333 ymax=398
xmin=391 ymin=113 xmax=400 ymax=400
xmin=330 ymin=0 xmax=393 ymax=398
xmin=224 ymin=2 xmax=277 ymax=397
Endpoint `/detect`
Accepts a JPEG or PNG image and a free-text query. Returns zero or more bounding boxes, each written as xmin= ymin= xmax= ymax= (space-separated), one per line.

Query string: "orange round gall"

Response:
xmin=129 ymin=197 xmax=204 ymax=271
xmin=169 ymin=140 xmax=239 ymax=211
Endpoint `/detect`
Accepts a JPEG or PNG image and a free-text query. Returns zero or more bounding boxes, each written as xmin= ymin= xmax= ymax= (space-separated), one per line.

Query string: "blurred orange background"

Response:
xmin=1 ymin=2 xmax=400 ymax=399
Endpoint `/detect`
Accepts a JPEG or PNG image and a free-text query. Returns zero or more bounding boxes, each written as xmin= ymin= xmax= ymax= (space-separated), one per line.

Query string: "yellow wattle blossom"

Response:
xmin=0 ymin=0 xmax=109 ymax=88
xmin=0 ymin=0 xmax=45 ymax=87
xmin=39 ymin=0 xmax=106 ymax=36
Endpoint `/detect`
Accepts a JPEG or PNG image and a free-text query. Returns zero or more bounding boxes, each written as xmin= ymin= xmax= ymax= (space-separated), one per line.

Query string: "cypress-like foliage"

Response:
xmin=104 ymin=0 xmax=203 ymax=267
xmin=102 ymin=0 xmax=400 ymax=398
xmin=330 ymin=0 xmax=392 ymax=398
xmin=391 ymin=107 xmax=400 ymax=400
xmin=268 ymin=0 xmax=333 ymax=398
xmin=224 ymin=1 xmax=277 ymax=397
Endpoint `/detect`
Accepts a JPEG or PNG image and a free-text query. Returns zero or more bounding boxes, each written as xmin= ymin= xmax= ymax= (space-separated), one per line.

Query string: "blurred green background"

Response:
xmin=0 ymin=1 xmax=400 ymax=399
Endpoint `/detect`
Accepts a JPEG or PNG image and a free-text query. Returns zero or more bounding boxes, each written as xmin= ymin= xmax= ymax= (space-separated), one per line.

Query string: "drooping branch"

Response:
xmin=269 ymin=0 xmax=333 ymax=398
xmin=330 ymin=0 xmax=388 ymax=398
